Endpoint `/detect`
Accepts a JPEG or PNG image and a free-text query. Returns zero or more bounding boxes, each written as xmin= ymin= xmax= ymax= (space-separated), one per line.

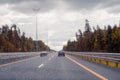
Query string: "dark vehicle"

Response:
xmin=58 ymin=51 xmax=65 ymax=57
xmin=40 ymin=52 xmax=48 ymax=57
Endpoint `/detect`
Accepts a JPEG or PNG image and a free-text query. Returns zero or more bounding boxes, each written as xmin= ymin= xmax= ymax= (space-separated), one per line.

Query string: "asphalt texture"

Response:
xmin=0 ymin=52 xmax=120 ymax=80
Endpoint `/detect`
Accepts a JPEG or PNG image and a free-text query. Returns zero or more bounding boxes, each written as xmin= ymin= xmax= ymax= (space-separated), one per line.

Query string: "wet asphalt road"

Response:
xmin=0 ymin=52 xmax=120 ymax=80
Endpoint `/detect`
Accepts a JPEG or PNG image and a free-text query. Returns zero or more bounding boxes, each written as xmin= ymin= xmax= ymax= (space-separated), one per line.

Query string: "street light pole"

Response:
xmin=33 ymin=8 xmax=40 ymax=52
xmin=36 ymin=12 xmax=38 ymax=42
xmin=47 ymin=30 xmax=49 ymax=51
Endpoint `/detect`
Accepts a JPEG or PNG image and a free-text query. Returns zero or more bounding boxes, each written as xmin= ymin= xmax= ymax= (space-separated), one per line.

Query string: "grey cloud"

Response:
xmin=12 ymin=0 xmax=56 ymax=13
xmin=63 ymin=0 xmax=120 ymax=13
xmin=49 ymin=31 xmax=75 ymax=44
xmin=106 ymin=5 xmax=120 ymax=13
xmin=49 ymin=41 xmax=63 ymax=46
xmin=0 ymin=0 xmax=56 ymax=14
xmin=101 ymin=0 xmax=120 ymax=8
xmin=0 ymin=0 xmax=25 ymax=4
xmin=0 ymin=0 xmax=53 ymax=4
xmin=64 ymin=0 xmax=103 ymax=10
xmin=1 ymin=0 xmax=120 ymax=14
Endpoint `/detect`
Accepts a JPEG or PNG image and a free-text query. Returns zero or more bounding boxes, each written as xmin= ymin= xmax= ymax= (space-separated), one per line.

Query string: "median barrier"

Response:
xmin=101 ymin=60 xmax=107 ymax=65
xmin=66 ymin=52 xmax=120 ymax=69
xmin=95 ymin=59 xmax=100 ymax=63
xmin=118 ymin=63 xmax=120 ymax=69
xmin=0 ymin=52 xmax=40 ymax=65
xmin=108 ymin=61 xmax=117 ymax=68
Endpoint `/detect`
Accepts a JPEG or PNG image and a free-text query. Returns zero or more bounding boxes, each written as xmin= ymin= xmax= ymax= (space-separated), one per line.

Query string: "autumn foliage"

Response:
xmin=63 ymin=20 xmax=120 ymax=53
xmin=0 ymin=24 xmax=49 ymax=52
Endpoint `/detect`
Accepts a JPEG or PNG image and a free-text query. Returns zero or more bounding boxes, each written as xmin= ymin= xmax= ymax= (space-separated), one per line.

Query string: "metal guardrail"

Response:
xmin=0 ymin=52 xmax=39 ymax=59
xmin=65 ymin=51 xmax=120 ymax=69
xmin=0 ymin=52 xmax=41 ymax=65
xmin=85 ymin=52 xmax=120 ymax=59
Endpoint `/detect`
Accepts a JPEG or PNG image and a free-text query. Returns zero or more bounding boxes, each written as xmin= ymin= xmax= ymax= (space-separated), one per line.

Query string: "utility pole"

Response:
xmin=33 ymin=8 xmax=40 ymax=52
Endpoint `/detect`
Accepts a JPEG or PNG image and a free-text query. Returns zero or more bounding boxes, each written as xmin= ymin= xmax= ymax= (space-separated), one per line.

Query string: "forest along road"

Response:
xmin=0 ymin=52 xmax=120 ymax=80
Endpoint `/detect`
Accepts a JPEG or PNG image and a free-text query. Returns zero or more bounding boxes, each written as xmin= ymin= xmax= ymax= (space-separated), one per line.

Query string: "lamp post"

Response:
xmin=33 ymin=8 xmax=40 ymax=51
xmin=47 ymin=30 xmax=49 ymax=51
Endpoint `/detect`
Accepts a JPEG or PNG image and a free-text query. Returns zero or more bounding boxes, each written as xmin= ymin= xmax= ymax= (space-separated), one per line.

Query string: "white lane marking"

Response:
xmin=38 ymin=64 xmax=44 ymax=68
xmin=51 ymin=55 xmax=54 ymax=58
xmin=48 ymin=58 xmax=52 ymax=61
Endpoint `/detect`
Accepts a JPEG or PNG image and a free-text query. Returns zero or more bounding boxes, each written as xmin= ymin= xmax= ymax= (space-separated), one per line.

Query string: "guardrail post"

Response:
xmin=101 ymin=59 xmax=107 ymax=65
xmin=118 ymin=63 xmax=120 ymax=69
xmin=96 ymin=58 xmax=99 ymax=63
xmin=108 ymin=61 xmax=116 ymax=68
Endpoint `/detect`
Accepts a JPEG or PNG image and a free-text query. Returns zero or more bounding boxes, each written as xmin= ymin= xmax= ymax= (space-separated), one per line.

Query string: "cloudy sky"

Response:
xmin=0 ymin=0 xmax=120 ymax=50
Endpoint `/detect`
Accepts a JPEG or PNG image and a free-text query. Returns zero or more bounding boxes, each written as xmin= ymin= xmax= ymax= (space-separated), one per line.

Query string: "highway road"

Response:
xmin=0 ymin=52 xmax=120 ymax=80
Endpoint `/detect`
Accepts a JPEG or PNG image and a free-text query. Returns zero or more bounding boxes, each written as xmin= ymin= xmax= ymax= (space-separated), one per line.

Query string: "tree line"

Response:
xmin=0 ymin=24 xmax=49 ymax=52
xmin=63 ymin=19 xmax=120 ymax=53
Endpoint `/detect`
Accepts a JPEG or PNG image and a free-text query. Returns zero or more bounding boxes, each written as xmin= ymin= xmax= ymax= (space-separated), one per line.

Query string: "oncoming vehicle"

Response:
xmin=58 ymin=51 xmax=65 ymax=57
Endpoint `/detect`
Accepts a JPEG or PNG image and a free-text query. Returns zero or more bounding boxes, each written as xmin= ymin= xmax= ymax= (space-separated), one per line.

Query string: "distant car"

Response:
xmin=40 ymin=52 xmax=48 ymax=57
xmin=58 ymin=51 xmax=65 ymax=57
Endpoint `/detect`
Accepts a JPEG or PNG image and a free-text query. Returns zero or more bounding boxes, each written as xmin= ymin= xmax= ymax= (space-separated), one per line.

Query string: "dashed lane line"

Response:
xmin=38 ymin=64 xmax=44 ymax=68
